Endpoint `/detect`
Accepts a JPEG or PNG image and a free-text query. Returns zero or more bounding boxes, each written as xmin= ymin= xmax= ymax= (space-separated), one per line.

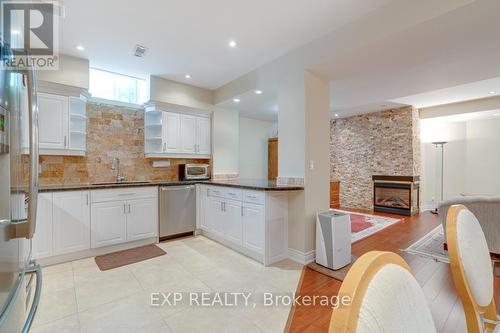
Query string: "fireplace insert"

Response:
xmin=372 ymin=175 xmax=420 ymax=216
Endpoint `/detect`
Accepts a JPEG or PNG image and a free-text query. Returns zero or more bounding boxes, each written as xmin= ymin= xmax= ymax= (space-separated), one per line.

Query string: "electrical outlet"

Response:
xmin=309 ymin=160 xmax=314 ymax=170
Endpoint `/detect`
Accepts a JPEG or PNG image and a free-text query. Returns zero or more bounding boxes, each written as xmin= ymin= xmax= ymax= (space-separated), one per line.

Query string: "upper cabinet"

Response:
xmin=144 ymin=103 xmax=211 ymax=158
xmin=25 ymin=92 xmax=87 ymax=156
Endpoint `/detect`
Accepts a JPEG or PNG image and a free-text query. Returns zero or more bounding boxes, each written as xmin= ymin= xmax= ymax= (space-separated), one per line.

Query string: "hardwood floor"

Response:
xmin=286 ymin=209 xmax=500 ymax=333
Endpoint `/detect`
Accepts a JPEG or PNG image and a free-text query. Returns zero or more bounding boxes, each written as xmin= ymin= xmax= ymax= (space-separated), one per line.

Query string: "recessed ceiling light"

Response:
xmin=255 ymin=90 xmax=263 ymax=95
xmin=76 ymin=45 xmax=84 ymax=51
xmin=334 ymin=113 xmax=339 ymax=117
xmin=228 ymin=40 xmax=237 ymax=48
xmin=489 ymin=91 xmax=496 ymax=95
xmin=185 ymin=74 xmax=191 ymax=79
xmin=233 ymin=98 xmax=240 ymax=103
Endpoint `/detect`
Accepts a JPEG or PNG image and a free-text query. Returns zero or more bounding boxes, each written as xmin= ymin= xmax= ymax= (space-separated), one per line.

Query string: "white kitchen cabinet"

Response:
xmin=198 ymin=185 xmax=210 ymax=230
xmin=32 ymin=193 xmax=53 ymax=259
xmin=196 ymin=116 xmax=211 ymax=155
xmin=52 ymin=191 xmax=90 ymax=255
xmin=242 ymin=203 xmax=264 ymax=254
xmin=91 ymin=187 xmax=158 ymax=248
xmin=224 ymin=199 xmax=242 ymax=246
xmin=144 ymin=103 xmax=211 ymax=158
xmin=163 ymin=112 xmax=181 ymax=153
xmin=38 ymin=93 xmax=68 ymax=150
xmin=91 ymin=200 xmax=128 ymax=248
xmin=208 ymin=196 xmax=225 ymax=236
xmin=29 ymin=92 xmax=86 ymax=156
xmin=201 ymin=186 xmax=288 ymax=265
xmin=180 ymin=114 xmax=196 ymax=154
xmin=127 ymin=198 xmax=158 ymax=241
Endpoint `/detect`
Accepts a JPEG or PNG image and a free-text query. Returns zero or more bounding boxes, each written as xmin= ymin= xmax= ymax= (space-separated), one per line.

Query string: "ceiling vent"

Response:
xmin=134 ymin=45 xmax=148 ymax=57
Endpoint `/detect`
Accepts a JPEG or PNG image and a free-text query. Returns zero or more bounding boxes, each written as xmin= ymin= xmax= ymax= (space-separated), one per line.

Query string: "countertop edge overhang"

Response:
xmin=36 ymin=180 xmax=304 ymax=193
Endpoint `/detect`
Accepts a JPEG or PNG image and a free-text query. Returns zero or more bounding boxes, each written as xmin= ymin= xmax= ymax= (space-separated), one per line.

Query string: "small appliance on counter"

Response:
xmin=315 ymin=211 xmax=351 ymax=270
xmin=179 ymin=163 xmax=210 ymax=180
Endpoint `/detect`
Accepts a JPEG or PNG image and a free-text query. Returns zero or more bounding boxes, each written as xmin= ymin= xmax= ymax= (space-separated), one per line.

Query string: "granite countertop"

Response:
xmin=37 ymin=179 xmax=303 ymax=192
xmin=205 ymin=179 xmax=303 ymax=191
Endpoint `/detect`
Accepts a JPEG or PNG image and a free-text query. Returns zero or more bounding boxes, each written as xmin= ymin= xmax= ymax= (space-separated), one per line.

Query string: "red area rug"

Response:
xmin=332 ymin=209 xmax=402 ymax=243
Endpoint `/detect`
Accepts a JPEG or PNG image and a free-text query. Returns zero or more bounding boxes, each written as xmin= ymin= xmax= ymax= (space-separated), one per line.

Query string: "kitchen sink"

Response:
xmin=91 ymin=180 xmax=152 ymax=185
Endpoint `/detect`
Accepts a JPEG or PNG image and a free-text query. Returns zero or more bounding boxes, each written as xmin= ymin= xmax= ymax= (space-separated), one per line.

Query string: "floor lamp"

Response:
xmin=431 ymin=141 xmax=447 ymax=215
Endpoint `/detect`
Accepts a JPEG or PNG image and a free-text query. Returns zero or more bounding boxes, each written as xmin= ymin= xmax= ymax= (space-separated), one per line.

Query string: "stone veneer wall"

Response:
xmin=330 ymin=106 xmax=420 ymax=209
xmin=23 ymin=102 xmax=209 ymax=185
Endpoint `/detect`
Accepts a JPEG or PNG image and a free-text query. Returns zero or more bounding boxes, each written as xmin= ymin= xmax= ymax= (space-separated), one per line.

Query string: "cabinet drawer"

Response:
xmin=243 ymin=190 xmax=265 ymax=205
xmin=208 ymin=187 xmax=225 ymax=198
xmin=91 ymin=186 xmax=158 ymax=203
xmin=224 ymin=188 xmax=242 ymax=201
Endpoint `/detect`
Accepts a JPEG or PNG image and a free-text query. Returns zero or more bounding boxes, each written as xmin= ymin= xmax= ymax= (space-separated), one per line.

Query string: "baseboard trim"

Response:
xmin=288 ymin=248 xmax=315 ymax=265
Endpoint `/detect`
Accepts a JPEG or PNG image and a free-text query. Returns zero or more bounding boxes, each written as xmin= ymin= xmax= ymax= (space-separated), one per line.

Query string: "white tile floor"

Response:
xmin=31 ymin=236 xmax=303 ymax=333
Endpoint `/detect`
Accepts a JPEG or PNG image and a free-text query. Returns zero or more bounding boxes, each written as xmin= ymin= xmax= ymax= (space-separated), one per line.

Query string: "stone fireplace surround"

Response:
xmin=330 ymin=106 xmax=421 ymax=210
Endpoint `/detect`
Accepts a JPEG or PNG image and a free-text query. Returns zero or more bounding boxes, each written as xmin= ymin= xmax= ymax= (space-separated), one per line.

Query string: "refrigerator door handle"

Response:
xmin=16 ymin=65 xmax=39 ymax=239
xmin=21 ymin=262 xmax=42 ymax=333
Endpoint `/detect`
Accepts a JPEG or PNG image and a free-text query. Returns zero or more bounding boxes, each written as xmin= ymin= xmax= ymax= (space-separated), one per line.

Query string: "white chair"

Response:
xmin=446 ymin=204 xmax=499 ymax=333
xmin=330 ymin=251 xmax=436 ymax=333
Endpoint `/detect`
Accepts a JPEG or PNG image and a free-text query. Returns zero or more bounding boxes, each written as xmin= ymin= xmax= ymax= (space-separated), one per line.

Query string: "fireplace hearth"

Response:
xmin=372 ymin=175 xmax=420 ymax=216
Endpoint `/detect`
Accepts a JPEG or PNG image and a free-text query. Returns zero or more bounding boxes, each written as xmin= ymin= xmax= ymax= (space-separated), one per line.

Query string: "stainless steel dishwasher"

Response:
xmin=159 ymin=185 xmax=196 ymax=240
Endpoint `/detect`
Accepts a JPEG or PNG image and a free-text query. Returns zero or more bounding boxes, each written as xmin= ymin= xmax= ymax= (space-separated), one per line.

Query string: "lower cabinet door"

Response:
xmin=91 ymin=200 xmax=127 ymax=248
xmin=224 ymin=199 xmax=242 ymax=246
xmin=32 ymin=193 xmax=53 ymax=259
xmin=127 ymin=198 xmax=158 ymax=241
xmin=208 ymin=196 xmax=224 ymax=236
xmin=52 ymin=191 xmax=91 ymax=255
xmin=242 ymin=203 xmax=265 ymax=253
xmin=200 ymin=187 xmax=210 ymax=231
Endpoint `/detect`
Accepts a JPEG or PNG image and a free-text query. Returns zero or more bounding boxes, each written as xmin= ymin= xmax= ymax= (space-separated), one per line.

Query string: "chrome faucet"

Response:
xmin=111 ymin=158 xmax=125 ymax=182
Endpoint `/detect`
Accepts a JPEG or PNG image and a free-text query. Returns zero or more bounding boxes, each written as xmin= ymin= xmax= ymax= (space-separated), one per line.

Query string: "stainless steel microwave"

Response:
xmin=179 ymin=164 xmax=210 ymax=180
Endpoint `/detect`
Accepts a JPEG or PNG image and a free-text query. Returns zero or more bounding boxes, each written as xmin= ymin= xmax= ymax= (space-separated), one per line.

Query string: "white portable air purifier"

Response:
xmin=316 ymin=211 xmax=351 ymax=270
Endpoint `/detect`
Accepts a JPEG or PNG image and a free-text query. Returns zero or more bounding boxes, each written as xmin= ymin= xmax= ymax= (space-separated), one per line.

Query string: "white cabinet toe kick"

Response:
xmin=197 ymin=185 xmax=288 ymax=266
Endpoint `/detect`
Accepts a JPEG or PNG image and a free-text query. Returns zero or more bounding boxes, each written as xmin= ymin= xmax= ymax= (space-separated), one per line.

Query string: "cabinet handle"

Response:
xmin=220 ymin=201 xmax=223 ymax=211
xmin=86 ymin=194 xmax=89 ymax=206
xmin=163 ymin=142 xmax=166 ymax=152
xmin=241 ymin=206 xmax=244 ymax=216
xmin=123 ymin=203 xmax=126 ymax=214
xmin=64 ymin=135 xmax=67 ymax=148
xmin=128 ymin=203 xmax=131 ymax=214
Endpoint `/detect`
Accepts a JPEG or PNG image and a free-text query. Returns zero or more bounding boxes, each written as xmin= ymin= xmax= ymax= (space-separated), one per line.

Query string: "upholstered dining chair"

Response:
xmin=329 ymin=251 xmax=436 ymax=333
xmin=446 ymin=204 xmax=499 ymax=333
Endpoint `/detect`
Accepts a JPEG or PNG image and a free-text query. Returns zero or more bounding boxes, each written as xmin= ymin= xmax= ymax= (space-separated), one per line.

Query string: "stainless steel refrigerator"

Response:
xmin=0 ymin=43 xmax=42 ymax=332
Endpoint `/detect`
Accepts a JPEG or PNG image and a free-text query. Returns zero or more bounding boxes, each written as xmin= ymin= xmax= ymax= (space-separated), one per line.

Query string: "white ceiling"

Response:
xmin=213 ymin=0 xmax=500 ymax=120
xmin=59 ymin=0 xmax=389 ymax=90
xmin=420 ymin=109 xmax=500 ymax=124
xmin=319 ymin=0 xmax=500 ymax=118
xmin=389 ymin=78 xmax=500 ymax=109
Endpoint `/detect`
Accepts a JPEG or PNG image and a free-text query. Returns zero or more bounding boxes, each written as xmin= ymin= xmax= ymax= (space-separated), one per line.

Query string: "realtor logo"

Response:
xmin=1 ymin=0 xmax=59 ymax=70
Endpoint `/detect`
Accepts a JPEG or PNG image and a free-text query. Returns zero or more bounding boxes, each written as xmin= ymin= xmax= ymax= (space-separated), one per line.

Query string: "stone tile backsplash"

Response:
xmin=23 ymin=102 xmax=209 ymax=185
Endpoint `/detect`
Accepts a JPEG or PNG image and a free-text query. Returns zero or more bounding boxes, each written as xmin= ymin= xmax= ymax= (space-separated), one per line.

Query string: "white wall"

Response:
xmin=37 ymin=54 xmax=89 ymax=89
xmin=421 ymin=117 xmax=500 ymax=209
xmin=466 ymin=118 xmax=500 ymax=195
xmin=149 ymin=75 xmax=214 ymax=108
xmin=212 ymin=108 xmax=239 ymax=177
xmin=238 ymin=117 xmax=273 ymax=179
xmin=277 ymin=71 xmax=305 ymax=179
